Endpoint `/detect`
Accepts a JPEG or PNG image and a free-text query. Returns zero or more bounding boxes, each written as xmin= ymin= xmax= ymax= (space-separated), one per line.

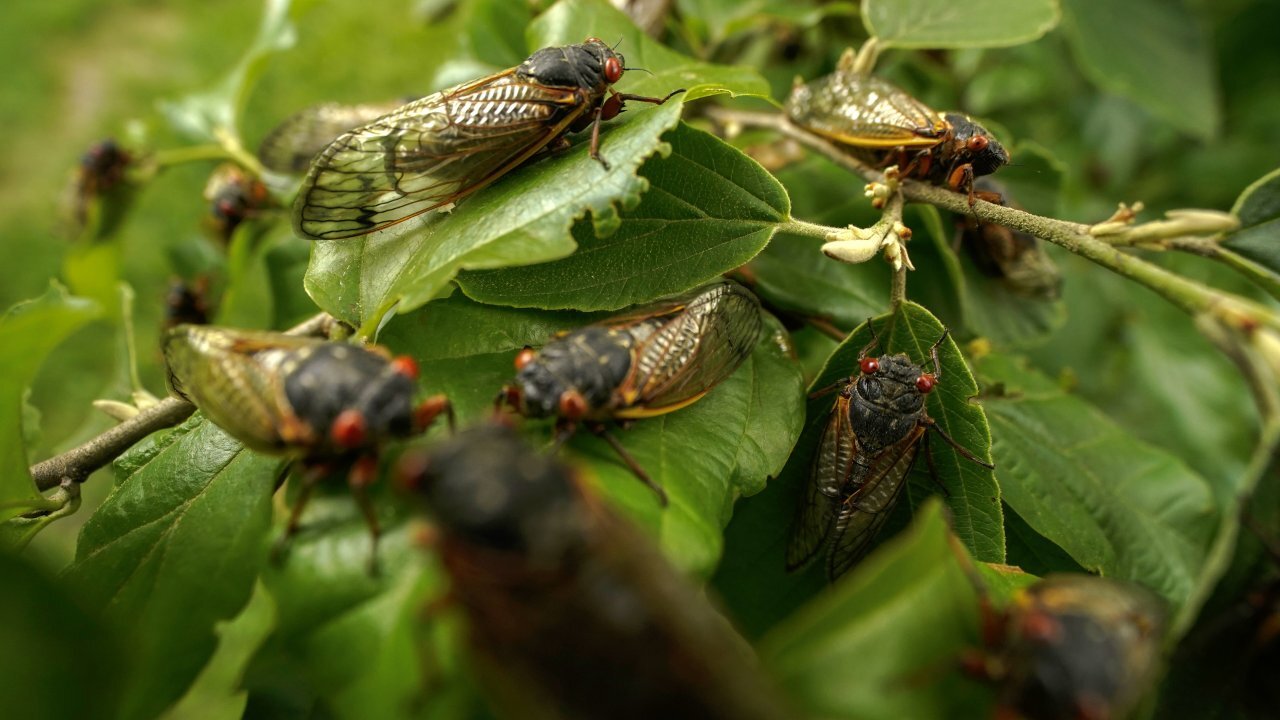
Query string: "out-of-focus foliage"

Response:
xmin=2 ymin=0 xmax=1278 ymax=718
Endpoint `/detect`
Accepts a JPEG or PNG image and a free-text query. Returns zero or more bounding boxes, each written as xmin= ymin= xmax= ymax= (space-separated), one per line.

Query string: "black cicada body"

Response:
xmin=163 ymin=277 xmax=212 ymax=329
xmin=501 ymin=280 xmax=763 ymax=503
xmin=164 ymin=325 xmax=451 ymax=563
xmin=257 ymin=100 xmax=407 ymax=174
xmin=65 ymin=138 xmax=134 ymax=235
xmin=293 ymin=38 xmax=682 ymax=240
xmin=970 ymin=574 xmax=1166 ymax=720
xmin=787 ymin=326 xmax=992 ymax=580
xmin=401 ymin=423 xmax=792 ymax=720
xmin=786 ymin=50 xmax=1008 ymax=201
xmin=204 ymin=164 xmax=271 ymax=242
xmin=956 ymin=179 xmax=1062 ymax=300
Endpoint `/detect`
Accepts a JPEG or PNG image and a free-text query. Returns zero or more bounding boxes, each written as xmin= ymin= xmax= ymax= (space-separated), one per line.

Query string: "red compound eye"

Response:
xmin=391 ymin=355 xmax=419 ymax=380
xmin=604 ymin=56 xmax=623 ymax=84
xmin=916 ymin=374 xmax=937 ymax=393
xmin=967 ymin=135 xmax=989 ymax=153
xmin=331 ymin=409 xmax=368 ymax=449
xmin=558 ymin=390 xmax=588 ymax=420
xmin=860 ymin=357 xmax=879 ymax=374
xmin=514 ymin=347 xmax=536 ymax=371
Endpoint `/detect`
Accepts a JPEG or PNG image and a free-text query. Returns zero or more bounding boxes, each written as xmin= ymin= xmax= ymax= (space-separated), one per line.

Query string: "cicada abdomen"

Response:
xmin=293 ymin=38 xmax=682 ymax=240
xmin=402 ymin=423 xmax=793 ymax=720
xmin=968 ymin=574 xmax=1166 ymax=720
xmin=787 ymin=325 xmax=992 ymax=580
xmin=163 ymin=324 xmax=451 ymax=564
xmin=786 ymin=49 xmax=1008 ymax=200
xmin=502 ymin=280 xmax=764 ymax=503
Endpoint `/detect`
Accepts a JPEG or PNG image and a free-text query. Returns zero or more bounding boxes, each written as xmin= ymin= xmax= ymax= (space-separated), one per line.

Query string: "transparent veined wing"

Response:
xmin=788 ymin=74 xmax=947 ymax=149
xmin=826 ymin=425 xmax=925 ymax=579
xmin=787 ymin=392 xmax=855 ymax=571
xmin=259 ymin=101 xmax=406 ymax=174
xmin=293 ymin=72 xmax=589 ymax=240
xmin=611 ymin=281 xmax=763 ymax=416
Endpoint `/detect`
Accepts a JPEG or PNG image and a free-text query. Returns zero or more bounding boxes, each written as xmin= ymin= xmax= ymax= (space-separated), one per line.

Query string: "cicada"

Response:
xmin=786 ymin=49 xmax=1008 ymax=201
xmin=203 ymin=163 xmax=271 ymax=241
xmin=787 ymin=324 xmax=993 ymax=580
xmin=65 ymin=138 xmax=133 ymax=235
xmin=499 ymin=280 xmax=763 ymax=504
xmin=401 ymin=422 xmax=793 ymax=720
xmin=164 ymin=325 xmax=452 ymax=563
xmin=967 ymin=574 xmax=1166 ymax=720
xmin=293 ymin=38 xmax=682 ymax=240
xmin=257 ymin=100 xmax=407 ymax=174
xmin=164 ymin=276 xmax=212 ymax=329
xmin=955 ymin=180 xmax=1062 ymax=300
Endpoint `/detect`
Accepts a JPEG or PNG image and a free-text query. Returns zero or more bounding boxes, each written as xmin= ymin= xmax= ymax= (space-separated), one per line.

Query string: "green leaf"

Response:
xmin=863 ymin=0 xmax=1059 ymax=49
xmin=456 ymin=122 xmax=788 ymax=310
xmin=163 ymin=581 xmax=278 ymax=720
xmin=160 ymin=0 xmax=315 ymax=140
xmin=759 ymin=499 xmax=996 ymax=719
xmin=67 ymin=417 xmax=278 ymax=720
xmin=713 ymin=304 xmax=1002 ymax=637
xmin=973 ymin=351 xmax=1217 ymax=615
xmin=379 ymin=295 xmax=805 ymax=575
xmin=1061 ymin=0 xmax=1219 ymax=139
xmin=676 ymin=0 xmax=852 ymax=46
xmin=0 ymin=283 xmax=100 ymax=521
xmin=1225 ymin=167 xmax=1280 ymax=275
xmin=0 ymin=551 xmax=126 ymax=720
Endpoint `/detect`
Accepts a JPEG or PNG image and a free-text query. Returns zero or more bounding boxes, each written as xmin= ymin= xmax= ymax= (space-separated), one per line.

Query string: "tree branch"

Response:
xmin=28 ymin=312 xmax=340 ymax=491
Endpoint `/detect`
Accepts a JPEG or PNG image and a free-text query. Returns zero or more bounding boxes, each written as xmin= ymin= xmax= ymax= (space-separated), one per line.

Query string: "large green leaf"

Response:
xmin=456 ymin=123 xmax=788 ymax=310
xmin=973 ymin=351 xmax=1217 ymax=615
xmin=0 ymin=551 xmax=126 ymax=720
xmin=305 ymin=0 xmax=770 ymax=334
xmin=713 ymin=303 xmax=1002 ymax=637
xmin=0 ymin=284 xmax=100 ymax=521
xmin=1225 ymin=167 xmax=1280 ymax=276
xmin=66 ymin=417 xmax=278 ymax=720
xmin=379 ymin=294 xmax=805 ymax=575
xmin=1061 ymin=0 xmax=1219 ymax=139
xmin=759 ymin=500 xmax=996 ymax=719
xmin=863 ymin=0 xmax=1059 ymax=49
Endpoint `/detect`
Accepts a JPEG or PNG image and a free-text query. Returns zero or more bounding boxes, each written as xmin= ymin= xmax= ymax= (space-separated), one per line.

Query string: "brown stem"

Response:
xmin=27 ymin=312 xmax=337 ymax=491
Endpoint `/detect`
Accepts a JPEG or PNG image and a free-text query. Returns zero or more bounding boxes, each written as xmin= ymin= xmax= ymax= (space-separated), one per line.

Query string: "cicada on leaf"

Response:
xmin=966 ymin=574 xmax=1166 ymax=720
xmin=400 ymin=423 xmax=793 ymax=720
xmin=257 ymin=100 xmax=408 ymax=174
xmin=293 ymin=38 xmax=682 ymax=240
xmin=787 ymin=322 xmax=993 ymax=580
xmin=500 ymin=280 xmax=764 ymax=505
xmin=164 ymin=324 xmax=451 ymax=567
xmin=786 ymin=49 xmax=1008 ymax=201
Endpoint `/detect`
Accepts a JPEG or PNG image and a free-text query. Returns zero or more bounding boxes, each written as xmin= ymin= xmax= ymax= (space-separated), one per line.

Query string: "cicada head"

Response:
xmin=512 ymin=326 xmax=633 ymax=421
xmin=848 ymin=352 xmax=934 ymax=452
xmin=944 ymin=113 xmax=1009 ymax=177
xmin=519 ymin=38 xmax=625 ymax=94
xmin=998 ymin=575 xmax=1166 ymax=720
xmin=404 ymin=423 xmax=585 ymax=560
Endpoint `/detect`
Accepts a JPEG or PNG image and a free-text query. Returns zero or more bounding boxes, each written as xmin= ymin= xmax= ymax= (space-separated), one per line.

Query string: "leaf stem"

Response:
xmin=776 ymin=218 xmax=845 ymax=241
xmin=149 ymin=144 xmax=231 ymax=169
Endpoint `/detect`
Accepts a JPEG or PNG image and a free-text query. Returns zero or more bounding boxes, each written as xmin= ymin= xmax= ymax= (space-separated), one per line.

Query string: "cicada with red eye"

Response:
xmin=787 ymin=323 xmax=993 ymax=580
xmin=785 ymin=49 xmax=1008 ymax=203
xmin=964 ymin=574 xmax=1166 ymax=720
xmin=163 ymin=325 xmax=453 ymax=567
xmin=292 ymin=38 xmax=683 ymax=240
xmin=399 ymin=422 xmax=794 ymax=720
xmin=203 ymin=163 xmax=272 ymax=242
xmin=498 ymin=280 xmax=764 ymax=505
xmin=64 ymin=138 xmax=135 ymax=236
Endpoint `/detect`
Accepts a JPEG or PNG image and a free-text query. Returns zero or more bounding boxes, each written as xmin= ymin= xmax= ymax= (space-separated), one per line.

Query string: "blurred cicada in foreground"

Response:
xmin=955 ymin=179 xmax=1062 ymax=300
xmin=786 ymin=49 xmax=1008 ymax=202
xmin=966 ymin=574 xmax=1166 ymax=720
xmin=787 ymin=324 xmax=993 ymax=580
xmin=400 ymin=423 xmax=793 ymax=720
xmin=164 ymin=325 xmax=452 ymax=565
xmin=257 ymin=100 xmax=407 ymax=174
xmin=293 ymin=38 xmax=682 ymax=240
xmin=499 ymin=280 xmax=763 ymax=505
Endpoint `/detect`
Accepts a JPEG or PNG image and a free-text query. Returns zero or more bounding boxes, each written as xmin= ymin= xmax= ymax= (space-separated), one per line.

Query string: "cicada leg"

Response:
xmin=591 ymin=423 xmax=668 ymax=506
xmin=348 ymin=454 xmax=382 ymax=576
xmin=271 ymin=461 xmax=329 ymax=564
